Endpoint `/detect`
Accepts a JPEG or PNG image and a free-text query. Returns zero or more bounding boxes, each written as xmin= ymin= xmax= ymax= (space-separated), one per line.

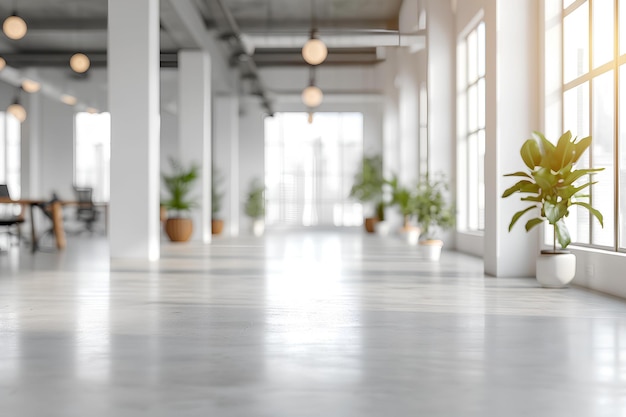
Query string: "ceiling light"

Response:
xmin=302 ymin=37 xmax=328 ymax=65
xmin=70 ymin=53 xmax=90 ymax=73
xmin=21 ymin=79 xmax=41 ymax=93
xmin=60 ymin=94 xmax=77 ymax=106
xmin=301 ymin=85 xmax=323 ymax=108
xmin=0 ymin=57 xmax=5 ymax=71
xmin=86 ymin=107 xmax=99 ymax=114
xmin=7 ymin=96 xmax=26 ymax=123
xmin=3 ymin=14 xmax=27 ymax=40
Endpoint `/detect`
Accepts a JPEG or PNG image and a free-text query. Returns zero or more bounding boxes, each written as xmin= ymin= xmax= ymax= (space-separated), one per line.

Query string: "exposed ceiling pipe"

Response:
xmin=211 ymin=0 xmax=274 ymax=117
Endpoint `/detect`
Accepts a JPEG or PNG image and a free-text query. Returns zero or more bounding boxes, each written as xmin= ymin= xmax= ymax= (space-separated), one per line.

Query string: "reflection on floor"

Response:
xmin=1 ymin=231 xmax=626 ymax=416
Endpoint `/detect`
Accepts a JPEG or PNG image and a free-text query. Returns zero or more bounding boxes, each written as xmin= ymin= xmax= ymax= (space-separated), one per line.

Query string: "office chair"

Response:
xmin=0 ymin=184 xmax=25 ymax=250
xmin=73 ymin=186 xmax=98 ymax=233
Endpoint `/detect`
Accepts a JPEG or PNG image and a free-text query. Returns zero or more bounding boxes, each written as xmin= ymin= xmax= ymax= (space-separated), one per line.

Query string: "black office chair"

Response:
xmin=0 ymin=184 xmax=25 ymax=250
xmin=73 ymin=186 xmax=98 ymax=233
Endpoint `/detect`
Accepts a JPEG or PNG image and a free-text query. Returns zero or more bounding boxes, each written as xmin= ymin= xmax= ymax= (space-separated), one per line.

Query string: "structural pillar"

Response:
xmin=483 ymin=0 xmax=540 ymax=276
xmin=178 ymin=50 xmax=211 ymax=243
xmin=108 ymin=0 xmax=160 ymax=260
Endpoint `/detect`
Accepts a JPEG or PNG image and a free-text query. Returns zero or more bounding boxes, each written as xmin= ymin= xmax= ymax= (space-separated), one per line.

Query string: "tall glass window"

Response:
xmin=552 ymin=0 xmax=625 ymax=251
xmin=457 ymin=20 xmax=486 ymax=232
xmin=264 ymin=112 xmax=363 ymax=227
xmin=74 ymin=112 xmax=110 ymax=202
xmin=0 ymin=112 xmax=21 ymax=198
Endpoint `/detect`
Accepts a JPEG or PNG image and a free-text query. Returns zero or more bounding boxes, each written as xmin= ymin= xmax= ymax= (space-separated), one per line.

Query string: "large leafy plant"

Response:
xmin=502 ymin=131 xmax=603 ymax=251
xmin=349 ymin=154 xmax=385 ymax=219
xmin=387 ymin=175 xmax=415 ymax=228
xmin=212 ymin=166 xmax=225 ymax=218
xmin=244 ymin=179 xmax=265 ymax=219
xmin=161 ymin=158 xmax=199 ymax=218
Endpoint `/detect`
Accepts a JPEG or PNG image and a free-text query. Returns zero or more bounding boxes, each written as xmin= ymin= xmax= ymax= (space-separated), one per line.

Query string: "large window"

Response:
xmin=547 ymin=0 xmax=625 ymax=251
xmin=74 ymin=112 xmax=110 ymax=202
xmin=0 ymin=112 xmax=21 ymax=198
xmin=457 ymin=19 xmax=486 ymax=232
xmin=265 ymin=112 xmax=363 ymax=227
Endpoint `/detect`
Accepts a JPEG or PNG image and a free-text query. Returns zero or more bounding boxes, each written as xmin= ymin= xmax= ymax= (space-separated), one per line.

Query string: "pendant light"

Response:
xmin=7 ymin=87 xmax=26 ymax=123
xmin=302 ymin=31 xmax=328 ymax=66
xmin=302 ymin=66 xmax=323 ymax=108
xmin=21 ymin=78 xmax=41 ymax=93
xmin=302 ymin=0 xmax=327 ymax=65
xmin=2 ymin=12 xmax=27 ymax=40
xmin=0 ymin=56 xmax=6 ymax=71
xmin=70 ymin=53 xmax=90 ymax=73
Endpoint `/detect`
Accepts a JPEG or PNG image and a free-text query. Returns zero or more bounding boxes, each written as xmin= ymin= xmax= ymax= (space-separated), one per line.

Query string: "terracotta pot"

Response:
xmin=364 ymin=217 xmax=378 ymax=233
xmin=165 ymin=218 xmax=193 ymax=242
xmin=212 ymin=219 xmax=224 ymax=235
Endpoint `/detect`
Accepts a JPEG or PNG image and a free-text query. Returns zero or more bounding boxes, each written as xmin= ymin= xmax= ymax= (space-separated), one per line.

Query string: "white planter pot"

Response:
xmin=419 ymin=240 xmax=444 ymax=261
xmin=375 ymin=221 xmax=390 ymax=236
xmin=252 ymin=219 xmax=265 ymax=237
xmin=399 ymin=227 xmax=421 ymax=245
xmin=535 ymin=251 xmax=576 ymax=288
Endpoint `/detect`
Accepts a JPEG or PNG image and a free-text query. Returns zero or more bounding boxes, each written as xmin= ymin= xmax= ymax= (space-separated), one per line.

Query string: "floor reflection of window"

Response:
xmin=265 ymin=112 xmax=363 ymax=228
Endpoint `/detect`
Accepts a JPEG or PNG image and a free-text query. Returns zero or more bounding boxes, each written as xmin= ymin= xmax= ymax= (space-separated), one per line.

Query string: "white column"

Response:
xmin=483 ymin=0 xmax=540 ymax=276
xmin=214 ymin=89 xmax=240 ymax=236
xmin=108 ymin=0 xmax=160 ymax=260
xmin=178 ymin=50 xmax=211 ymax=243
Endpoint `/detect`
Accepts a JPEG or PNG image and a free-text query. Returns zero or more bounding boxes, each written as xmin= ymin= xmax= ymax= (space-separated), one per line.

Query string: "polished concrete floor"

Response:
xmin=1 ymin=231 xmax=626 ymax=416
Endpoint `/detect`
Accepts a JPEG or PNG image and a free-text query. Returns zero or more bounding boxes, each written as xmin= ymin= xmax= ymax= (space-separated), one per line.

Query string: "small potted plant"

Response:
xmin=244 ymin=178 xmax=265 ymax=236
xmin=211 ymin=166 xmax=225 ymax=235
xmin=412 ymin=173 xmax=455 ymax=261
xmin=161 ymin=158 xmax=199 ymax=242
xmin=387 ymin=174 xmax=420 ymax=244
xmin=502 ymin=131 xmax=603 ymax=287
xmin=349 ymin=154 xmax=385 ymax=233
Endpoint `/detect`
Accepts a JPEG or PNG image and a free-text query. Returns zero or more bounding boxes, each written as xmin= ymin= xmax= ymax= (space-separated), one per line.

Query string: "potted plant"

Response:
xmin=387 ymin=174 xmax=420 ymax=244
xmin=244 ymin=178 xmax=265 ymax=237
xmin=161 ymin=158 xmax=199 ymax=242
xmin=349 ymin=154 xmax=385 ymax=233
xmin=502 ymin=131 xmax=603 ymax=287
xmin=412 ymin=173 xmax=455 ymax=261
xmin=211 ymin=166 xmax=225 ymax=235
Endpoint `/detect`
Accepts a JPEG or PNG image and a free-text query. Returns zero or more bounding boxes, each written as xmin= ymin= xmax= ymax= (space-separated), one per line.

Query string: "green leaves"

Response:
xmin=502 ymin=131 xmax=604 ymax=249
xmin=520 ymin=139 xmax=541 ymax=169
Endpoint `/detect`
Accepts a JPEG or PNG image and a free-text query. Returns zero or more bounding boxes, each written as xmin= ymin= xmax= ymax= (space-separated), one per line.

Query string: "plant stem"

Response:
xmin=553 ymin=224 xmax=556 ymax=252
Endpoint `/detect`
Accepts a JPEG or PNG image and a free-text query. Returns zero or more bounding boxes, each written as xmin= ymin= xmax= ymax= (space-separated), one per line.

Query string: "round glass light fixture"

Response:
xmin=0 ymin=57 xmax=6 ymax=71
xmin=60 ymin=94 xmax=77 ymax=106
xmin=86 ymin=107 xmax=99 ymax=114
xmin=21 ymin=79 xmax=41 ymax=93
xmin=302 ymin=38 xmax=328 ymax=65
xmin=3 ymin=14 xmax=27 ymax=40
xmin=70 ymin=53 xmax=90 ymax=73
xmin=301 ymin=85 xmax=323 ymax=108
xmin=7 ymin=102 xmax=26 ymax=123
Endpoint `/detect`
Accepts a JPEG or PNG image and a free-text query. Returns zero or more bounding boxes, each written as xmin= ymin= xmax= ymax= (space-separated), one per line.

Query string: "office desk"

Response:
xmin=0 ymin=198 xmax=66 ymax=251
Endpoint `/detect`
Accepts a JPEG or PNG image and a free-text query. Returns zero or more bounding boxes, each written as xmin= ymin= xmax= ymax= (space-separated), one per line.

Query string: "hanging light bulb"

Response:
xmin=3 ymin=14 xmax=27 ymax=40
xmin=7 ymin=100 xmax=26 ymax=122
xmin=302 ymin=85 xmax=323 ymax=108
xmin=0 ymin=57 xmax=6 ymax=71
xmin=307 ymin=112 xmax=314 ymax=124
xmin=70 ymin=53 xmax=90 ymax=73
xmin=21 ymin=79 xmax=41 ymax=93
xmin=302 ymin=35 xmax=327 ymax=65
xmin=60 ymin=94 xmax=77 ymax=106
